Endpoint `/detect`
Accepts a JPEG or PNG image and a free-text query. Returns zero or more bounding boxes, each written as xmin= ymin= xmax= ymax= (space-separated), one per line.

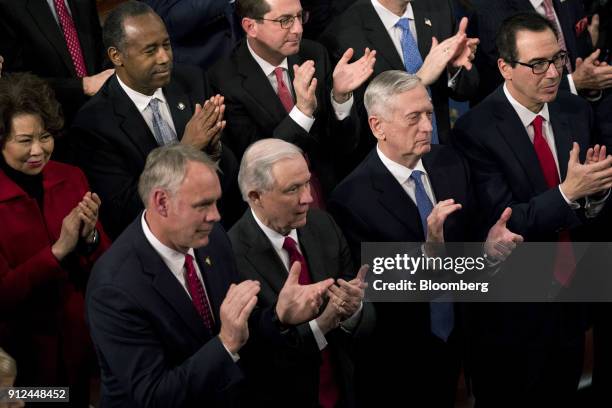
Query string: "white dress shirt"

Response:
xmin=140 ymin=212 xmax=239 ymax=361
xmin=117 ymin=75 xmax=178 ymax=139
xmin=503 ymin=84 xmax=608 ymax=215
xmin=246 ymin=39 xmax=354 ymax=127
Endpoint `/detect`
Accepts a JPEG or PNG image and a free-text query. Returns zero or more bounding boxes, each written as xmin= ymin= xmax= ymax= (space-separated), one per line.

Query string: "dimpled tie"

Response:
xmin=395 ymin=18 xmax=439 ymax=144
xmin=531 ymin=115 xmax=576 ymax=286
xmin=184 ymin=254 xmax=214 ymax=330
xmin=411 ymin=170 xmax=454 ymax=341
xmin=149 ymin=98 xmax=177 ymax=146
xmin=53 ymin=0 xmax=88 ymax=77
xmin=542 ymin=0 xmax=572 ymax=73
xmin=282 ymin=236 xmax=339 ymax=408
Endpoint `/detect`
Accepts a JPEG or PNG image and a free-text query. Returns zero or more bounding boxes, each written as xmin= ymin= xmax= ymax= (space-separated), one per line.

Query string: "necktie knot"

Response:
xmin=532 ymin=114 xmax=544 ymax=130
xmin=410 ymin=169 xmax=426 ymax=187
xmin=282 ymin=236 xmax=298 ymax=252
xmin=149 ymin=97 xmax=161 ymax=112
xmin=273 ymin=66 xmax=285 ymax=80
xmin=395 ymin=17 xmax=410 ymax=31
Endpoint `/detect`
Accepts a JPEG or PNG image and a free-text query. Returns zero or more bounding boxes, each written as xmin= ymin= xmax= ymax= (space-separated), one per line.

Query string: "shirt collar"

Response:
xmin=246 ymin=39 xmax=289 ymax=77
xmin=530 ymin=0 xmax=543 ymax=10
xmin=251 ymin=208 xmax=299 ymax=252
xmin=503 ymin=83 xmax=550 ymax=128
xmin=141 ymin=211 xmax=195 ymax=272
xmin=371 ymin=0 xmax=414 ymax=31
xmin=376 ymin=145 xmax=428 ymax=186
xmin=116 ymin=74 xmax=167 ymax=113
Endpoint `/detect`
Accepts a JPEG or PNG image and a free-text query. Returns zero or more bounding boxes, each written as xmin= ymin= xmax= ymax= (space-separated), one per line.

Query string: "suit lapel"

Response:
xmin=236 ymin=41 xmax=290 ymax=124
xmin=240 ymin=212 xmax=288 ymax=295
xmin=492 ymin=89 xmax=550 ymax=192
xmin=367 ymin=151 xmax=425 ymax=239
xmin=361 ymin=3 xmax=404 ymax=70
xmin=27 ymin=0 xmax=75 ymax=75
xmin=108 ymin=76 xmax=159 ymax=160
xmin=298 ymin=220 xmax=331 ymax=282
xmin=163 ymin=78 xmax=193 ymax=141
xmin=134 ymin=223 xmax=210 ymax=341
xmin=548 ymin=101 xmax=571 ymax=179
xmin=410 ymin=1 xmax=433 ymax=59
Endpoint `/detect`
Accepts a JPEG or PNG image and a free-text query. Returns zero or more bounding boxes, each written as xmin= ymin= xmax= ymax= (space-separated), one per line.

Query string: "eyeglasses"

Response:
xmin=257 ymin=11 xmax=309 ymax=29
xmin=510 ymin=51 xmax=568 ymax=74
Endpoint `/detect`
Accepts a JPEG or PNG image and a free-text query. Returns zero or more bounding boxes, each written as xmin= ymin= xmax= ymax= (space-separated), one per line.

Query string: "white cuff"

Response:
xmin=330 ymin=91 xmax=354 ymax=120
xmin=220 ymin=338 xmax=240 ymax=362
xmin=567 ymin=73 xmax=578 ymax=95
xmin=447 ymin=66 xmax=463 ymax=89
xmin=558 ymin=185 xmax=581 ymax=209
xmin=585 ymin=188 xmax=611 ymax=218
xmin=309 ymin=319 xmax=328 ymax=351
xmin=289 ymin=106 xmax=315 ymax=132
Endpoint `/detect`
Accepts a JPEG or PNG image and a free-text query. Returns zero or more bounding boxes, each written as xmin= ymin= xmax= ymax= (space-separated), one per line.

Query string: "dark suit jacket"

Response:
xmin=207 ymin=39 xmax=360 ymax=195
xmin=228 ymin=209 xmax=374 ymax=408
xmin=71 ymin=64 xmax=239 ymax=238
xmin=86 ymin=217 xmax=284 ymax=408
xmin=468 ymin=0 xmax=591 ymax=105
xmin=453 ymin=86 xmax=593 ymax=348
xmin=144 ymin=0 xmax=242 ymax=71
xmin=0 ymin=0 xmax=105 ymax=124
xmin=319 ymin=0 xmax=479 ymax=153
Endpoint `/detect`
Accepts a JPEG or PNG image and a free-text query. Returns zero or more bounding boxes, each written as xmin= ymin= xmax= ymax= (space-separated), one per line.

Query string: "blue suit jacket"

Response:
xmin=86 ymin=217 xmax=280 ymax=408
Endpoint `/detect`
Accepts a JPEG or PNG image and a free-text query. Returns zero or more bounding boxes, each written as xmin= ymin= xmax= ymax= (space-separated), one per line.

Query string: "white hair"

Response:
xmin=364 ymin=70 xmax=422 ymax=119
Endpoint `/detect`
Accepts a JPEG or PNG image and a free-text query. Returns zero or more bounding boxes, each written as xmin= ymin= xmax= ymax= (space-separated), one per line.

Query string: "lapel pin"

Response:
xmin=205 ymin=256 xmax=212 ymax=266
xmin=177 ymin=102 xmax=185 ymax=110
xmin=424 ymin=18 xmax=432 ymax=27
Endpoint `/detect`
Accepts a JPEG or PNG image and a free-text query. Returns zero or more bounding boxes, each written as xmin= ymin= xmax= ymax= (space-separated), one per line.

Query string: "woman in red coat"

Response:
xmin=0 ymin=73 xmax=110 ymax=406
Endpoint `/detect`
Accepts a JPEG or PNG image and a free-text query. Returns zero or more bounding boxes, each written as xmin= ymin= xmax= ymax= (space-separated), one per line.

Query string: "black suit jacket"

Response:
xmin=87 ymin=218 xmax=261 ymax=408
xmin=468 ymin=0 xmax=591 ymax=105
xmin=228 ymin=209 xmax=374 ymax=408
xmin=207 ymin=39 xmax=360 ymax=195
xmin=71 ymin=65 xmax=239 ymax=238
xmin=319 ymin=0 xmax=479 ymax=153
xmin=453 ymin=87 xmax=593 ymax=348
xmin=0 ymin=0 xmax=105 ymax=123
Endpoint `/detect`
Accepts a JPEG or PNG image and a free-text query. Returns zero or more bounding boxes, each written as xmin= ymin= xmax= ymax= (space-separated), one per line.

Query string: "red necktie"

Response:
xmin=53 ymin=0 xmax=88 ymax=77
xmin=541 ymin=0 xmax=573 ymax=73
xmin=184 ymin=254 xmax=215 ymax=330
xmin=532 ymin=115 xmax=575 ymax=286
xmin=282 ymin=236 xmax=340 ymax=408
xmin=273 ymin=67 xmax=326 ymax=209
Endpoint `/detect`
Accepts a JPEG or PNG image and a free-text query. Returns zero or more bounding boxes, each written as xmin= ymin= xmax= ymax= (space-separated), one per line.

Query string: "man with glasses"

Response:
xmin=454 ymin=12 xmax=612 ymax=405
xmin=207 ymin=0 xmax=376 ymax=206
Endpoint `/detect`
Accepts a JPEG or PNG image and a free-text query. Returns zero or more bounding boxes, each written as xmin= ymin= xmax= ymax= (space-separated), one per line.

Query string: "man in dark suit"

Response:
xmin=207 ymin=0 xmax=376 ymax=199
xmin=87 ymin=144 xmax=335 ymax=408
xmin=468 ymin=0 xmax=612 ymax=105
xmin=229 ymin=138 xmax=373 ymax=407
xmin=144 ymin=0 xmax=243 ymax=71
xmin=0 ymin=0 xmax=113 ymax=125
xmin=453 ymin=13 xmax=612 ymax=405
xmin=319 ymin=0 xmax=479 ymax=163
xmin=329 ymin=70 xmax=521 ymax=407
xmin=71 ymin=1 xmax=238 ymax=238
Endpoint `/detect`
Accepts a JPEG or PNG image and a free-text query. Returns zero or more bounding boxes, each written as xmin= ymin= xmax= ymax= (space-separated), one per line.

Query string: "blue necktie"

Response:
xmin=411 ymin=170 xmax=454 ymax=341
xmin=396 ymin=18 xmax=439 ymax=144
xmin=149 ymin=98 xmax=177 ymax=146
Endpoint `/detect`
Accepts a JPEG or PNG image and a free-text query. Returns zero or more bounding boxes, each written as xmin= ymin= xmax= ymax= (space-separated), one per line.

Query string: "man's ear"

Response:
xmin=369 ymin=115 xmax=385 ymax=142
xmin=242 ymin=17 xmax=257 ymax=38
xmin=108 ymin=46 xmax=123 ymax=67
xmin=151 ymin=189 xmax=170 ymax=217
xmin=248 ymin=190 xmax=263 ymax=207
xmin=498 ymin=58 xmax=513 ymax=81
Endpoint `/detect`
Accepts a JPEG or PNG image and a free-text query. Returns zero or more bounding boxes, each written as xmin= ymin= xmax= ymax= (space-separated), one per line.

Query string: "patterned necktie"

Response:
xmin=184 ymin=254 xmax=214 ymax=330
xmin=148 ymin=98 xmax=177 ymax=146
xmin=395 ymin=18 xmax=439 ymax=144
xmin=541 ymin=0 xmax=573 ymax=73
xmin=273 ymin=67 xmax=326 ymax=209
xmin=282 ymin=236 xmax=339 ymax=408
xmin=53 ymin=0 xmax=88 ymax=77
xmin=531 ymin=116 xmax=576 ymax=286
xmin=411 ymin=170 xmax=454 ymax=341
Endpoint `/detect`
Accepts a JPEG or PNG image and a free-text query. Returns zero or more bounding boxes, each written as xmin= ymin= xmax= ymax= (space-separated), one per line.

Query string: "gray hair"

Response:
xmin=364 ymin=70 xmax=422 ymax=119
xmin=138 ymin=144 xmax=219 ymax=206
xmin=238 ymin=139 xmax=303 ymax=201
xmin=0 ymin=347 xmax=16 ymax=378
